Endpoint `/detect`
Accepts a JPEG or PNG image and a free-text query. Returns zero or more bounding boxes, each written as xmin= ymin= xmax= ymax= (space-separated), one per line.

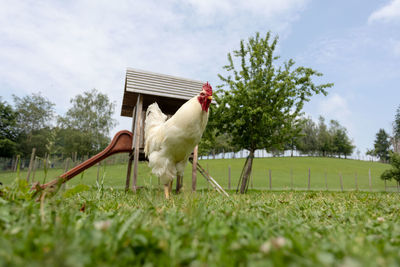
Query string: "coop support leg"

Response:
xmin=132 ymin=95 xmax=143 ymax=192
xmin=125 ymin=106 xmax=136 ymax=191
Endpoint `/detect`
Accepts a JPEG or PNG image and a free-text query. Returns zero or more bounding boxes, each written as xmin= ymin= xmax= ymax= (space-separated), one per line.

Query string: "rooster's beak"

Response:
xmin=207 ymin=96 xmax=213 ymax=100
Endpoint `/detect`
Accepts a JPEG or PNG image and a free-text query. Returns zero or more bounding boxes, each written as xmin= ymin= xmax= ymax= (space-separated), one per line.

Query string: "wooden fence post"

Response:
xmin=14 ymin=155 xmax=20 ymax=172
xmin=339 ymin=173 xmax=343 ymax=192
xmin=26 ymin=148 xmax=36 ymax=182
xmin=290 ymin=169 xmax=293 ymax=190
xmin=32 ymin=156 xmax=38 ymax=182
xmin=355 ymin=172 xmax=358 ymax=191
xmin=60 ymin=158 xmax=70 ymax=190
xmin=368 ymin=169 xmax=372 ymax=192
xmin=228 ymin=165 xmax=231 ymax=190
xmin=64 ymin=158 xmax=70 ymax=173
xmin=269 ymin=169 xmax=272 ymax=190
xmin=308 ymin=168 xmax=311 ymax=191
xmin=325 ymin=171 xmax=328 ymax=191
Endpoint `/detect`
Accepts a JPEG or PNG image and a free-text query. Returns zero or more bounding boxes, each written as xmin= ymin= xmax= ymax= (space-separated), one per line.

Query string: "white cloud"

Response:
xmin=368 ymin=0 xmax=400 ymax=23
xmin=318 ymin=94 xmax=351 ymax=125
xmin=0 ymin=0 xmax=309 ymax=135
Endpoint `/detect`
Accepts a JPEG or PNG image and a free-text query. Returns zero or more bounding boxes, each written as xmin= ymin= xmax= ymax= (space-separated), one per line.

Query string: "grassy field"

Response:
xmin=0 ymin=157 xmax=396 ymax=192
xmin=0 ymin=181 xmax=399 ymax=266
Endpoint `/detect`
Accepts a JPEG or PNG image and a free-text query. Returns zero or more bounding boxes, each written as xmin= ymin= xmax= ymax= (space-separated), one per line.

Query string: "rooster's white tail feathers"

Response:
xmin=144 ymin=103 xmax=167 ymax=157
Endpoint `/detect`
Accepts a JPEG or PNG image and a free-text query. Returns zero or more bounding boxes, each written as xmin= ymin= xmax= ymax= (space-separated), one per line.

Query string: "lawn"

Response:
xmin=0 ymin=182 xmax=399 ymax=266
xmin=0 ymin=157 xmax=395 ymax=192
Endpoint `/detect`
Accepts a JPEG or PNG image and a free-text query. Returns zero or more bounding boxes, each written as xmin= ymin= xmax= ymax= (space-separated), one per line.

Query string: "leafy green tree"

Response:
xmin=329 ymin=120 xmax=354 ymax=159
xmin=54 ymin=128 xmax=99 ymax=157
xmin=0 ymin=98 xmax=19 ymax=157
xmin=215 ymin=32 xmax=333 ymax=193
xmin=381 ymin=152 xmax=400 ymax=184
xmin=296 ymin=117 xmax=318 ymax=155
xmin=24 ymin=128 xmax=55 ymax=157
xmin=393 ymin=105 xmax=400 ymax=154
xmin=13 ymin=93 xmax=55 ymax=135
xmin=12 ymin=93 xmax=55 ymax=157
xmin=57 ymin=89 xmax=117 ymax=156
xmin=371 ymin=129 xmax=391 ymax=163
xmin=317 ymin=116 xmax=332 ymax=157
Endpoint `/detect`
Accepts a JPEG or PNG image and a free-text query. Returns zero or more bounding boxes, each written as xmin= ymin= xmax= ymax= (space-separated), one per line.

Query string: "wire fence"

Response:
xmin=1 ymin=151 xmax=397 ymax=193
xmin=0 ymin=154 xmax=130 ymax=172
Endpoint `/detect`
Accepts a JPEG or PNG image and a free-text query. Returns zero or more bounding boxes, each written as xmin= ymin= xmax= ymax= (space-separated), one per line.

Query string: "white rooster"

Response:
xmin=144 ymin=82 xmax=213 ymax=198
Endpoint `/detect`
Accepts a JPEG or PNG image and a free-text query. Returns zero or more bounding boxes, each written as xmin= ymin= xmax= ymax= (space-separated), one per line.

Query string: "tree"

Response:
xmin=329 ymin=120 xmax=354 ymax=159
xmin=372 ymin=129 xmax=391 ymax=163
xmin=57 ymin=89 xmax=117 ymax=156
xmin=0 ymin=98 xmax=19 ymax=157
xmin=393 ymin=105 xmax=400 ymax=154
xmin=13 ymin=93 xmax=55 ymax=135
xmin=12 ymin=93 xmax=55 ymax=157
xmin=296 ymin=117 xmax=318 ymax=155
xmin=316 ymin=116 xmax=332 ymax=157
xmin=381 ymin=152 xmax=400 ymax=185
xmin=215 ymin=32 xmax=333 ymax=193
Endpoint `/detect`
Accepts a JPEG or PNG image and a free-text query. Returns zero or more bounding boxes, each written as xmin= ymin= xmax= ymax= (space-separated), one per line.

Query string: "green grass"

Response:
xmin=0 ymin=157 xmax=395 ymax=192
xmin=1 ymin=181 xmax=400 ymax=266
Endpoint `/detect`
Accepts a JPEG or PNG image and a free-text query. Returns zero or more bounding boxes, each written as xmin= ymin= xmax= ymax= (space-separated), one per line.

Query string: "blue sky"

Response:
xmin=1 ymin=0 xmax=399 ymax=157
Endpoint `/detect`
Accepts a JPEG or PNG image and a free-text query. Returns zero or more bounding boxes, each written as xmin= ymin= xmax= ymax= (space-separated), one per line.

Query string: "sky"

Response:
xmin=1 ymin=0 xmax=399 ymax=157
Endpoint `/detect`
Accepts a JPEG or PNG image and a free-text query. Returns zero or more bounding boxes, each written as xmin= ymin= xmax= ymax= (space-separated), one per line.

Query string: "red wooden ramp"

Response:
xmin=34 ymin=130 xmax=133 ymax=190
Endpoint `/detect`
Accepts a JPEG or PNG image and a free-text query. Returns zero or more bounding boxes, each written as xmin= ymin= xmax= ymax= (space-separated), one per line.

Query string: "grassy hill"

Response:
xmin=0 ymin=156 xmax=395 ymax=192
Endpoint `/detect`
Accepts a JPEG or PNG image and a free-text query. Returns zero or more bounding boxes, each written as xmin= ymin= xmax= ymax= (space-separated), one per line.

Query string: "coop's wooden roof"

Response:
xmin=121 ymin=68 xmax=204 ymax=117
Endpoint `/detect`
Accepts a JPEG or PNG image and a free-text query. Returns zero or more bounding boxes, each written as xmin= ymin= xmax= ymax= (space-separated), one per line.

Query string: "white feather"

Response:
xmin=144 ymin=96 xmax=209 ymax=185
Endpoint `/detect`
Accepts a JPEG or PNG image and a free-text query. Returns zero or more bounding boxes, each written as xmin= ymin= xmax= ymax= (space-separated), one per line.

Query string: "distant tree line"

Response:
xmin=291 ymin=116 xmax=354 ymax=158
xmin=199 ymin=115 xmax=355 ymax=159
xmin=0 ymin=89 xmax=116 ymax=159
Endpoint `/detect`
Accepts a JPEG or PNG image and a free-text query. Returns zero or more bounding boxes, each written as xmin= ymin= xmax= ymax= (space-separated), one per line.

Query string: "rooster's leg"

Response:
xmin=176 ymin=175 xmax=183 ymax=193
xmin=164 ymin=184 xmax=170 ymax=199
xmin=164 ymin=181 xmax=173 ymax=199
xmin=168 ymin=180 xmax=172 ymax=194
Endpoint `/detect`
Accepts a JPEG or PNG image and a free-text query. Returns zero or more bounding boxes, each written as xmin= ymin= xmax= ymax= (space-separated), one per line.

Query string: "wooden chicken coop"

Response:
xmin=33 ymin=68 xmax=228 ymax=197
xmin=121 ymin=68 xmax=204 ymax=191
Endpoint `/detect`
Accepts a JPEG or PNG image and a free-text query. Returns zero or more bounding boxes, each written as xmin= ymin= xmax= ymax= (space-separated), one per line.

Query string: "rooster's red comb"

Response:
xmin=202 ymin=82 xmax=212 ymax=95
